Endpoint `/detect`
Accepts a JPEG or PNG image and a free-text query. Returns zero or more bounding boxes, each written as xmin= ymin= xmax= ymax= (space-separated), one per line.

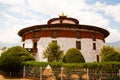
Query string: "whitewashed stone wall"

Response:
xmin=23 ymin=39 xmax=33 ymax=48
xmin=23 ymin=37 xmax=104 ymax=62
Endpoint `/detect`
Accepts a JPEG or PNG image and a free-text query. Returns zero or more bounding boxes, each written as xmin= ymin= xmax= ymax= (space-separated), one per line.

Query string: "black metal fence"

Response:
xmin=23 ymin=65 xmax=120 ymax=80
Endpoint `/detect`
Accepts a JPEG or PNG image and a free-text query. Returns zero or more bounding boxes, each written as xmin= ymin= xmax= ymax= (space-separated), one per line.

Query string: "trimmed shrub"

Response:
xmin=23 ymin=61 xmax=120 ymax=70
xmin=63 ymin=48 xmax=85 ymax=63
xmin=0 ymin=46 xmax=34 ymax=72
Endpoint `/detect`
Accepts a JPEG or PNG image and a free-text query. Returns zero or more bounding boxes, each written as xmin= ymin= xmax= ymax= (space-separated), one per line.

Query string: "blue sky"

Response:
xmin=0 ymin=0 xmax=120 ymax=48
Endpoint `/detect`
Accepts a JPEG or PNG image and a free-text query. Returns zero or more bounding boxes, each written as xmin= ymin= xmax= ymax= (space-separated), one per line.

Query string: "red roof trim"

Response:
xmin=18 ymin=24 xmax=109 ymax=38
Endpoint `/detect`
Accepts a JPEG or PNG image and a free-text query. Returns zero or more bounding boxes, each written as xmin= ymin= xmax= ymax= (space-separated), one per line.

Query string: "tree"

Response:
xmin=100 ymin=46 xmax=115 ymax=57
xmin=63 ymin=48 xmax=85 ymax=63
xmin=0 ymin=46 xmax=34 ymax=72
xmin=100 ymin=46 xmax=120 ymax=62
xmin=43 ymin=42 xmax=63 ymax=62
xmin=102 ymin=51 xmax=120 ymax=62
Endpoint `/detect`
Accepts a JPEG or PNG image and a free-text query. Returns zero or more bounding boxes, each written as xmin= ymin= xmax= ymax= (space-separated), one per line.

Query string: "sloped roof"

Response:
xmin=18 ymin=24 xmax=109 ymax=38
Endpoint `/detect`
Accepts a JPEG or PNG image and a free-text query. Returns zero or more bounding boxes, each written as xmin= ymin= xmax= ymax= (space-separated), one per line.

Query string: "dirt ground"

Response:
xmin=0 ymin=74 xmax=33 ymax=80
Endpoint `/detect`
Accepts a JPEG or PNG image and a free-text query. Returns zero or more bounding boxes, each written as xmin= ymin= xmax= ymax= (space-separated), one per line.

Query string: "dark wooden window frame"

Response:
xmin=34 ymin=31 xmax=39 ymax=38
xmin=33 ymin=42 xmax=37 ymax=50
xmin=23 ymin=43 xmax=25 ymax=48
xmin=92 ymin=33 xmax=96 ymax=41
xmin=93 ymin=43 xmax=96 ymax=50
xmin=96 ymin=55 xmax=99 ymax=62
xmin=76 ymin=41 xmax=81 ymax=50
xmin=76 ymin=31 xmax=81 ymax=39
xmin=52 ymin=30 xmax=57 ymax=38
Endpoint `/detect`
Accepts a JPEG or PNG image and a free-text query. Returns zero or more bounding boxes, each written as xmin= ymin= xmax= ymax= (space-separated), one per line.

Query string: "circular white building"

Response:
xmin=18 ymin=15 xmax=109 ymax=62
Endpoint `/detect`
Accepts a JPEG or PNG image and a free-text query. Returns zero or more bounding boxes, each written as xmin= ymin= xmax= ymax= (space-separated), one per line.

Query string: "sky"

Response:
xmin=0 ymin=0 xmax=120 ymax=48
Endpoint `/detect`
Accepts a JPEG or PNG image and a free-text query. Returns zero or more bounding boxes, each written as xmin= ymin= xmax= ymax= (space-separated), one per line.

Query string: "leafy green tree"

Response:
xmin=100 ymin=46 xmax=120 ymax=62
xmin=63 ymin=48 xmax=85 ymax=63
xmin=43 ymin=42 xmax=63 ymax=62
xmin=0 ymin=46 xmax=34 ymax=72
xmin=102 ymin=51 xmax=120 ymax=62
xmin=100 ymin=46 xmax=115 ymax=57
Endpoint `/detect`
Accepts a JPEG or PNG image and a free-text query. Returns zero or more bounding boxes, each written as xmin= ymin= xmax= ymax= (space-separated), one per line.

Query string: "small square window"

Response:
xmin=34 ymin=31 xmax=39 ymax=38
xmin=93 ymin=43 xmax=96 ymax=50
xmin=96 ymin=55 xmax=99 ymax=62
xmin=76 ymin=31 xmax=81 ymax=39
xmin=23 ymin=43 xmax=25 ymax=48
xmin=92 ymin=33 xmax=96 ymax=41
xmin=52 ymin=30 xmax=57 ymax=38
xmin=33 ymin=42 xmax=37 ymax=49
xmin=76 ymin=41 xmax=81 ymax=50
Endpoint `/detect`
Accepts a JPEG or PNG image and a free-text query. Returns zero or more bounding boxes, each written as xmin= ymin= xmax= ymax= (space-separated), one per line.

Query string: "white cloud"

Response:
xmin=1 ymin=12 xmax=18 ymax=26
xmin=76 ymin=11 xmax=109 ymax=28
xmin=8 ymin=5 xmax=38 ymax=19
xmin=0 ymin=0 xmax=25 ymax=4
xmin=104 ymin=4 xmax=120 ymax=22
xmin=9 ymin=6 xmax=29 ymax=16
xmin=7 ymin=5 xmax=47 ymax=24
xmin=94 ymin=2 xmax=120 ymax=22
xmin=27 ymin=0 xmax=59 ymax=15
xmin=0 ymin=0 xmax=120 ymax=46
xmin=106 ymin=28 xmax=120 ymax=42
xmin=22 ymin=19 xmax=40 ymax=27
xmin=0 ymin=12 xmax=41 ymax=44
xmin=0 ymin=25 xmax=21 ymax=44
xmin=27 ymin=0 xmax=109 ymax=28
xmin=27 ymin=0 xmax=88 ymax=16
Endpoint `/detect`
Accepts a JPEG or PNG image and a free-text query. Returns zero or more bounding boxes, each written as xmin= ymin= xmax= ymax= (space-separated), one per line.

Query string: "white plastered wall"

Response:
xmin=22 ymin=39 xmax=33 ymax=48
xmin=23 ymin=37 xmax=104 ymax=62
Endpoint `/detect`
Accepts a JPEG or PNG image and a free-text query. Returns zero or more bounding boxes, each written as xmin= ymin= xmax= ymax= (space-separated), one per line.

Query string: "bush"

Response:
xmin=63 ymin=48 xmax=85 ymax=63
xmin=0 ymin=46 xmax=34 ymax=72
xmin=23 ymin=61 xmax=63 ymax=67
xmin=102 ymin=51 xmax=120 ymax=62
xmin=23 ymin=61 xmax=120 ymax=70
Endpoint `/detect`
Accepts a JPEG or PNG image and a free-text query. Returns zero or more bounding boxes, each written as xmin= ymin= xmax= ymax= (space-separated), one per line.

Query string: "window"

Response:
xmin=22 ymin=35 xmax=25 ymax=41
xmin=103 ymin=38 xmax=105 ymax=43
xmin=92 ymin=33 xmax=96 ymax=41
xmin=96 ymin=55 xmax=99 ymax=62
xmin=76 ymin=41 xmax=81 ymax=50
xmin=76 ymin=31 xmax=81 ymax=39
xmin=23 ymin=43 xmax=25 ymax=48
xmin=93 ymin=43 xmax=96 ymax=50
xmin=34 ymin=31 xmax=39 ymax=38
xmin=52 ymin=30 xmax=57 ymax=38
xmin=60 ymin=19 xmax=63 ymax=24
xmin=33 ymin=42 xmax=37 ymax=49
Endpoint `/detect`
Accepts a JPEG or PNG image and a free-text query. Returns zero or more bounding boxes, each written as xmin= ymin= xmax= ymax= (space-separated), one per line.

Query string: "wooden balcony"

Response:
xmin=25 ymin=48 xmax=37 ymax=55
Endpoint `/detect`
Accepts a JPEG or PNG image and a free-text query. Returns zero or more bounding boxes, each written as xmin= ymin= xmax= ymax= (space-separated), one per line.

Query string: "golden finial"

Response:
xmin=61 ymin=12 xmax=65 ymax=16
xmin=59 ymin=12 xmax=67 ymax=18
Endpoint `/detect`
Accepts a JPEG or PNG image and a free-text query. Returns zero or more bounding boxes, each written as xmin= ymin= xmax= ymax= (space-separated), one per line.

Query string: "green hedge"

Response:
xmin=22 ymin=61 xmax=63 ymax=67
xmin=22 ymin=61 xmax=120 ymax=70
